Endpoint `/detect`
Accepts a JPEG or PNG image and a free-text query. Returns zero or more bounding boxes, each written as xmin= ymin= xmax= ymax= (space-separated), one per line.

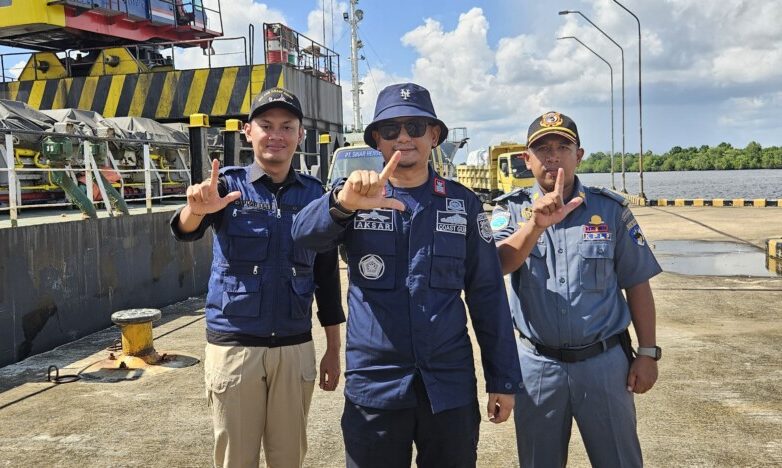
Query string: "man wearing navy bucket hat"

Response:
xmin=293 ymin=83 xmax=522 ymax=467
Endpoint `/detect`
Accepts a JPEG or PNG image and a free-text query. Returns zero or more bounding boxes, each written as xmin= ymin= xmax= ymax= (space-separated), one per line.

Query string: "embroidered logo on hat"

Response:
xmin=400 ymin=88 xmax=411 ymax=100
xmin=541 ymin=111 xmax=564 ymax=128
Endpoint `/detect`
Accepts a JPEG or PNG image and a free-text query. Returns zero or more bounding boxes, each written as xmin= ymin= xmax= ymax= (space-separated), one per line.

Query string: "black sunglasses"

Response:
xmin=377 ymin=119 xmax=432 ymax=140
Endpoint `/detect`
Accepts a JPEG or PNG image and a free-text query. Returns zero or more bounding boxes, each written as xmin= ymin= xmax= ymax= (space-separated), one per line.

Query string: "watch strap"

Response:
xmin=636 ymin=346 xmax=661 ymax=360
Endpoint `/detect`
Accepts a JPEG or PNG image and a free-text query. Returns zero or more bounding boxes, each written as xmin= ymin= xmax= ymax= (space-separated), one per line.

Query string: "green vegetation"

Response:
xmin=578 ymin=142 xmax=782 ymax=173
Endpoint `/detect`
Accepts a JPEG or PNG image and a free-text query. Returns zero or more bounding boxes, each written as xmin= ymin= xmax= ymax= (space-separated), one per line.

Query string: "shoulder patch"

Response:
xmin=587 ymin=186 xmax=629 ymax=207
xmin=493 ymin=188 xmax=531 ymax=203
xmin=490 ymin=207 xmax=510 ymax=231
xmin=477 ymin=212 xmax=493 ymax=243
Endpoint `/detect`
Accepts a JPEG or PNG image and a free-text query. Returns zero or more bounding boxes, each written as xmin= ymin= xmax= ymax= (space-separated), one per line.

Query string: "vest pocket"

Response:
xmin=221 ymin=274 xmax=262 ymax=317
xmin=227 ymin=212 xmax=270 ymax=262
xmin=578 ymin=241 xmax=614 ymax=291
xmin=346 ymin=231 xmax=396 ymax=289
xmin=290 ymin=275 xmax=316 ymax=319
xmin=521 ymin=242 xmax=548 ymax=290
xmin=430 ymin=233 xmax=466 ymax=290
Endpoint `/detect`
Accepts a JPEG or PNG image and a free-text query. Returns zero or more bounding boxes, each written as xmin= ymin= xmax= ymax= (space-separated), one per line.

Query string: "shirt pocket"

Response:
xmin=221 ymin=274 xmax=262 ymax=317
xmin=346 ymin=232 xmax=396 ymax=289
xmin=290 ymin=274 xmax=316 ymax=319
xmin=226 ymin=210 xmax=270 ymax=262
xmin=521 ymin=242 xmax=548 ymax=290
xmin=430 ymin=232 xmax=466 ymax=290
xmin=579 ymin=241 xmax=615 ymax=291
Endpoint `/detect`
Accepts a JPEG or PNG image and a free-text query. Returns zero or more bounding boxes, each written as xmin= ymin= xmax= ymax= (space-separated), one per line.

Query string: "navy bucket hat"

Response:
xmin=363 ymin=83 xmax=448 ymax=149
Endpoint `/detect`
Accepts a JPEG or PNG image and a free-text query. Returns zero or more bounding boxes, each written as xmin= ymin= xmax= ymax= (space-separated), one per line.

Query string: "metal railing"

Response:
xmin=0 ymin=128 xmax=203 ymax=226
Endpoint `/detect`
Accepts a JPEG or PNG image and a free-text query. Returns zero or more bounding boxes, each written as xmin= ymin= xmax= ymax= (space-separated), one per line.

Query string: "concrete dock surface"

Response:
xmin=1 ymin=205 xmax=781 ymax=467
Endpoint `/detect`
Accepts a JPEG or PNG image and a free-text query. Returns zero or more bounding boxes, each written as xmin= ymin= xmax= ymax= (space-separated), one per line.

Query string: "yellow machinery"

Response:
xmin=457 ymin=142 xmax=534 ymax=203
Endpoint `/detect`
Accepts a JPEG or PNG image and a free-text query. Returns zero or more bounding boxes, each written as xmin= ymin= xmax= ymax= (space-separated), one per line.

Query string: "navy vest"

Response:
xmin=205 ymin=167 xmax=324 ymax=337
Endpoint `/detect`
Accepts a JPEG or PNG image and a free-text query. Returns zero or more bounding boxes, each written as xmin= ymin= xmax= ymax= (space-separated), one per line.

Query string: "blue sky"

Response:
xmin=3 ymin=0 xmax=782 ymax=162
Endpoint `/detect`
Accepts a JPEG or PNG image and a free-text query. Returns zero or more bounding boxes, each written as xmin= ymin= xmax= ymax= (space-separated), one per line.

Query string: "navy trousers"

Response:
xmin=342 ymin=376 xmax=481 ymax=468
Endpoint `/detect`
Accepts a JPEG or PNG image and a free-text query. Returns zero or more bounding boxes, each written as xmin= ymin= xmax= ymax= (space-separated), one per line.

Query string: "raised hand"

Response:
xmin=337 ymin=151 xmax=406 ymax=211
xmin=186 ymin=158 xmax=241 ymax=215
xmin=531 ymin=168 xmax=583 ymax=228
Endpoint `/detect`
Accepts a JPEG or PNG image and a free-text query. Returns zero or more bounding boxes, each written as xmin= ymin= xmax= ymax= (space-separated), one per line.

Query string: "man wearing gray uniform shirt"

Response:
xmin=492 ymin=111 xmax=662 ymax=468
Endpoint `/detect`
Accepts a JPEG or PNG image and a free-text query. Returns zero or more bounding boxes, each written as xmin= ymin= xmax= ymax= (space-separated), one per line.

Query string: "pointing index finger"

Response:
xmin=554 ymin=167 xmax=565 ymax=198
xmin=209 ymin=158 xmax=220 ymax=191
xmin=378 ymin=151 xmax=401 ymax=184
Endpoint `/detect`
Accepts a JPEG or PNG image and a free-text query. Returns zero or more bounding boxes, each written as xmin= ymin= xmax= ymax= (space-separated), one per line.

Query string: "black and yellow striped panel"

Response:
xmin=0 ymin=64 xmax=285 ymax=121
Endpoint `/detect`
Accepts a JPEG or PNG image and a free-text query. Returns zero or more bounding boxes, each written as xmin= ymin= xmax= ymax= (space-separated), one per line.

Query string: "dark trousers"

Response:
xmin=342 ymin=377 xmax=481 ymax=468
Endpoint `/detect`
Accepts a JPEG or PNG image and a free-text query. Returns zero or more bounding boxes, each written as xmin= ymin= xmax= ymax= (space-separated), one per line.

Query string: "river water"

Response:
xmin=577 ymin=169 xmax=782 ymax=199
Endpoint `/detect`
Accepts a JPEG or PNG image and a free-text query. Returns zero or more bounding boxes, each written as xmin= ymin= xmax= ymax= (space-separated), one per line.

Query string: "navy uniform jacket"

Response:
xmin=292 ymin=168 xmax=523 ymax=413
xmin=492 ymin=177 xmax=662 ymax=348
xmin=170 ymin=163 xmax=345 ymax=341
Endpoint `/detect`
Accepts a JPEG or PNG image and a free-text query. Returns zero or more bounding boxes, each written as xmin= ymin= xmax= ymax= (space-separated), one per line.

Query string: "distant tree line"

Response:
xmin=577 ymin=142 xmax=782 ymax=173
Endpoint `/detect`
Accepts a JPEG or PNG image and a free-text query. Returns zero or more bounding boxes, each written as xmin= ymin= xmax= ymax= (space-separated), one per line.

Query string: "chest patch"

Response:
xmin=477 ymin=212 xmax=493 ymax=243
xmin=358 ymin=254 xmax=385 ymax=280
xmin=583 ymin=215 xmax=610 ymax=241
xmin=354 ymin=209 xmax=394 ymax=231
xmin=446 ymin=198 xmax=466 ymax=212
xmin=436 ymin=210 xmax=467 ymax=235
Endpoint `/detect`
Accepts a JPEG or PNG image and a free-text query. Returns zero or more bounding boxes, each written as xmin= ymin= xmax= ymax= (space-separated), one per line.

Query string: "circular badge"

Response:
xmin=358 ymin=254 xmax=385 ymax=280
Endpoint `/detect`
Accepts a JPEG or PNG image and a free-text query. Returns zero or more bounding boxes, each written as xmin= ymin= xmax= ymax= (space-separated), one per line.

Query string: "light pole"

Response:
xmin=612 ymin=0 xmax=644 ymax=198
xmin=344 ymin=0 xmax=364 ymax=132
xmin=558 ymin=36 xmax=615 ymax=190
xmin=559 ymin=10 xmax=626 ymax=193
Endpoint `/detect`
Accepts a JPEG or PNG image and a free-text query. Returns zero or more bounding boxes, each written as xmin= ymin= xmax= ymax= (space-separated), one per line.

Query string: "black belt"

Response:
xmin=519 ymin=333 xmax=622 ymax=363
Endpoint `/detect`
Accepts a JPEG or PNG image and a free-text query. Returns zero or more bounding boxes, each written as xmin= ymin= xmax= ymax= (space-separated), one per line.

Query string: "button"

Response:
xmin=504 ymin=383 xmax=512 ymax=390
xmin=560 ymin=309 xmax=566 ymax=315
xmin=559 ymin=277 xmax=565 ymax=284
xmin=558 ymin=248 xmax=564 ymax=254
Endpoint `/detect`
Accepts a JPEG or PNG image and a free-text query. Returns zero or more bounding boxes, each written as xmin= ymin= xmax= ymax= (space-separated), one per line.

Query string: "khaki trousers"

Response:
xmin=204 ymin=341 xmax=317 ymax=468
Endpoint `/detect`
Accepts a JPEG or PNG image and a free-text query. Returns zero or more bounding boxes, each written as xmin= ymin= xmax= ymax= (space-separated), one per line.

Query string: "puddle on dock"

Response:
xmin=651 ymin=240 xmax=781 ymax=277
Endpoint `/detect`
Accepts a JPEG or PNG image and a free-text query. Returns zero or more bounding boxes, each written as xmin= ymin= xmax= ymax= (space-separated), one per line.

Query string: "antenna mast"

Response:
xmin=345 ymin=0 xmax=364 ymax=132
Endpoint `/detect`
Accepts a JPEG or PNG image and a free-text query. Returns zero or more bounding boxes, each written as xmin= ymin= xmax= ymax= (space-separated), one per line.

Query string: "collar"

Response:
xmin=246 ymin=161 xmax=299 ymax=186
xmin=530 ymin=176 xmax=588 ymax=207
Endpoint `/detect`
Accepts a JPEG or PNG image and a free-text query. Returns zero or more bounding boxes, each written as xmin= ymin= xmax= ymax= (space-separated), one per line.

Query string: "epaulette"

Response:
xmin=493 ymin=187 xmax=531 ymax=203
xmin=587 ymin=186 xmax=629 ymax=207
xmin=219 ymin=165 xmax=245 ymax=175
xmin=296 ymin=171 xmax=325 ymax=185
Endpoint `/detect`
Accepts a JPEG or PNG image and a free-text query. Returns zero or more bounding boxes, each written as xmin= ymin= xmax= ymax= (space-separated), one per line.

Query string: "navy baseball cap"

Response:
xmin=248 ymin=87 xmax=303 ymax=122
xmin=527 ymin=111 xmax=580 ymax=147
xmin=364 ymin=83 xmax=448 ymax=149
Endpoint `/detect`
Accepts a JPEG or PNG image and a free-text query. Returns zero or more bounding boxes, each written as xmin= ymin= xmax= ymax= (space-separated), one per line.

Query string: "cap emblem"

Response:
xmin=541 ymin=112 xmax=563 ymax=127
xmin=400 ymin=88 xmax=411 ymax=100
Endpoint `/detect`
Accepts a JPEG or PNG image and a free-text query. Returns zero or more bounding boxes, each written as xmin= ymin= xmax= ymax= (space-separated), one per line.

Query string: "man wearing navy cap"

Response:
xmin=170 ymin=87 xmax=345 ymax=468
xmin=491 ymin=111 xmax=662 ymax=467
xmin=292 ymin=83 xmax=522 ymax=467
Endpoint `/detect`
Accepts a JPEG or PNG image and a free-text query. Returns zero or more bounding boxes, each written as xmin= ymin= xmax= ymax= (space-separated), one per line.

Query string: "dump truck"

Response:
xmin=456 ymin=142 xmax=534 ymax=203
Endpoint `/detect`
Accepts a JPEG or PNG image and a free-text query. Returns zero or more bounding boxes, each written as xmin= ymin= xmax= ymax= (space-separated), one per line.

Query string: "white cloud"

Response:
xmin=343 ymin=1 xmax=782 ymax=154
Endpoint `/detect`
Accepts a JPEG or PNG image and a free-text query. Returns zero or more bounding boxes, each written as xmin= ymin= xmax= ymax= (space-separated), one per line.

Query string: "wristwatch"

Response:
xmin=636 ymin=346 xmax=662 ymax=361
xmin=328 ymin=190 xmax=356 ymax=221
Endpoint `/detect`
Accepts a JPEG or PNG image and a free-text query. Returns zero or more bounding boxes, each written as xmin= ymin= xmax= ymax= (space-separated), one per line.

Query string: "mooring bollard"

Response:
xmin=111 ymin=308 xmax=162 ymax=365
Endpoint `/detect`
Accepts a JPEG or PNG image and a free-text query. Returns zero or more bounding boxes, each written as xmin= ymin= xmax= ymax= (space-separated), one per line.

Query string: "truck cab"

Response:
xmin=497 ymin=151 xmax=534 ymax=193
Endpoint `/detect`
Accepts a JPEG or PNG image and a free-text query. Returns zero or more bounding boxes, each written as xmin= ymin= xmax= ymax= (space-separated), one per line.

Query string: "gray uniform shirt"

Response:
xmin=492 ymin=177 xmax=662 ymax=348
